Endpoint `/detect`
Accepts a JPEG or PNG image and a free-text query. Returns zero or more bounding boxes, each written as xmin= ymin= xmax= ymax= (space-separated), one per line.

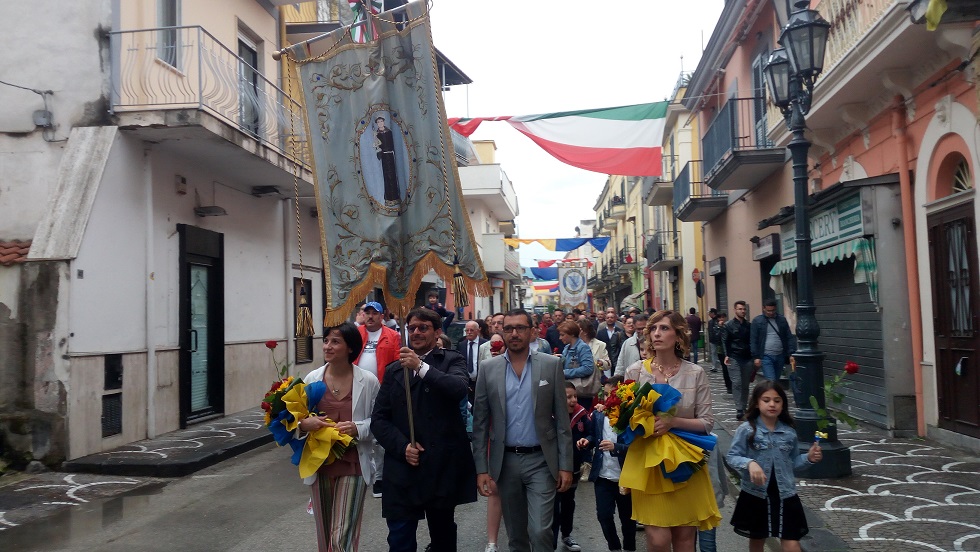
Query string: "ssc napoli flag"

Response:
xmin=449 ymin=102 xmax=668 ymax=177
xmin=288 ymin=1 xmax=489 ymax=324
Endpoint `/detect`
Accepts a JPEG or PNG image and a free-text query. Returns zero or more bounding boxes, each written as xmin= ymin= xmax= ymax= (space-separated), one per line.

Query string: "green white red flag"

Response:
xmin=448 ymin=102 xmax=668 ymax=177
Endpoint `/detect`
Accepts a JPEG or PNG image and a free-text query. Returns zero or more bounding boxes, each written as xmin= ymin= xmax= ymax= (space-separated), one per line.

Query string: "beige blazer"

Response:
xmin=624 ymin=358 xmax=714 ymax=434
xmin=471 ymin=350 xmax=574 ymax=481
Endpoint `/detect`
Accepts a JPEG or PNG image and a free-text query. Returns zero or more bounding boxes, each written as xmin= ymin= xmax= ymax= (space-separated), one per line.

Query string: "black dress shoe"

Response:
xmin=736 ymin=410 xmax=744 ymax=421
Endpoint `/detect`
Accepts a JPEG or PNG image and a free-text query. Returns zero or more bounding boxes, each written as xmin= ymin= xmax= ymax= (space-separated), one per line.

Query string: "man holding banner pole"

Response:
xmin=371 ymin=307 xmax=476 ymax=551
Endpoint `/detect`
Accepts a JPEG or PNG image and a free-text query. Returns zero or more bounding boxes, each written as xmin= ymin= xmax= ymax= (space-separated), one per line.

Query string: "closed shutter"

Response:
xmin=715 ymin=274 xmax=729 ymax=313
xmin=813 ymin=260 xmax=885 ymax=427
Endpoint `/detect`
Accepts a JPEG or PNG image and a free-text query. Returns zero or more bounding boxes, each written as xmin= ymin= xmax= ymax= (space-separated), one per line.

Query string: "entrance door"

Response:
xmin=714 ymin=274 xmax=729 ymax=313
xmin=178 ymin=224 xmax=225 ymax=426
xmin=928 ymin=202 xmax=980 ymax=438
xmin=751 ymin=51 xmax=771 ymax=148
xmin=238 ymin=38 xmax=260 ymax=136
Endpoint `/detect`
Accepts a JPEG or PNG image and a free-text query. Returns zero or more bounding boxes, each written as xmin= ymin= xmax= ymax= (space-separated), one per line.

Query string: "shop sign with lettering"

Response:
xmin=781 ymin=193 xmax=864 ymax=259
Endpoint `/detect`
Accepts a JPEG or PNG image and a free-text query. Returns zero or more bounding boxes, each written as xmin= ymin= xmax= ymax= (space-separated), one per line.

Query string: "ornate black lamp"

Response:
xmin=764 ymin=3 xmax=850 ymax=478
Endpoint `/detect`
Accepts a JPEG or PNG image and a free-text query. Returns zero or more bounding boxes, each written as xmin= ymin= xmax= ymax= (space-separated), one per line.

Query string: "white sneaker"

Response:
xmin=485 ymin=544 xmax=498 ymax=552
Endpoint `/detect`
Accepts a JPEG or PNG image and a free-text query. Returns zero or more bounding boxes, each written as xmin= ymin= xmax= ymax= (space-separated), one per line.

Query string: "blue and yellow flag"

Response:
xmin=289 ymin=1 xmax=489 ymax=324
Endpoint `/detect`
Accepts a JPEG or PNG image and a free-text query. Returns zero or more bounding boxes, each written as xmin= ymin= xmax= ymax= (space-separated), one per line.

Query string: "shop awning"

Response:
xmin=770 ymin=237 xmax=865 ymax=275
xmin=769 ymin=237 xmax=878 ymax=306
xmin=620 ymin=289 xmax=648 ymax=311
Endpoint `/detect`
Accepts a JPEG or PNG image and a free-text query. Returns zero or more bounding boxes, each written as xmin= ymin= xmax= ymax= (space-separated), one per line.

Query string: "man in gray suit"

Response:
xmin=472 ymin=309 xmax=574 ymax=552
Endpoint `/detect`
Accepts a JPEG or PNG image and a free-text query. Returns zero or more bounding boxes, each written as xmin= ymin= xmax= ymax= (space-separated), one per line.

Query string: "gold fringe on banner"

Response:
xmin=322 ymin=251 xmax=491 ymax=327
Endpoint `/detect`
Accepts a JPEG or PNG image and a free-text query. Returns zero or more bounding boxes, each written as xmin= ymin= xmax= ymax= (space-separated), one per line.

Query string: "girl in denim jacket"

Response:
xmin=726 ymin=380 xmax=822 ymax=551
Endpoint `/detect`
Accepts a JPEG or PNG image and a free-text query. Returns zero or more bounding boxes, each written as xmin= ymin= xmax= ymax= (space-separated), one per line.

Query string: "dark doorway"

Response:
xmin=178 ymin=224 xmax=225 ymax=426
xmin=928 ymin=201 xmax=980 ymax=438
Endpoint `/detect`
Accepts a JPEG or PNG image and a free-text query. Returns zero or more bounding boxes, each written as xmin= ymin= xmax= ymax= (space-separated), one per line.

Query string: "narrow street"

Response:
xmin=0 ymin=430 xmax=741 ymax=552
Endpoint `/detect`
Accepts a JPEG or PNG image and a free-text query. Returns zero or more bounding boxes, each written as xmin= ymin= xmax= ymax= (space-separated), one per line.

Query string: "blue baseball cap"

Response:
xmin=363 ymin=301 xmax=384 ymax=313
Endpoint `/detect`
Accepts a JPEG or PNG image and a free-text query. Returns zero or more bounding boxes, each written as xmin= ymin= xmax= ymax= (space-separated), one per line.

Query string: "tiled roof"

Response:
xmin=0 ymin=240 xmax=31 ymax=266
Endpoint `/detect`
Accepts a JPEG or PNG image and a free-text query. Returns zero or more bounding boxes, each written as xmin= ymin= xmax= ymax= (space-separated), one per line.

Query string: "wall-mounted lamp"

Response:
xmin=194 ymin=184 xmax=228 ymax=217
xmin=626 ymin=216 xmax=637 ymax=224
xmin=251 ymin=185 xmax=282 ymax=197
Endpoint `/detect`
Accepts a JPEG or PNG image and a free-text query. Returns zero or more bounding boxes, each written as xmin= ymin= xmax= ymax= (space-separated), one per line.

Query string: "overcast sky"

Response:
xmin=429 ymin=0 xmax=725 ymax=268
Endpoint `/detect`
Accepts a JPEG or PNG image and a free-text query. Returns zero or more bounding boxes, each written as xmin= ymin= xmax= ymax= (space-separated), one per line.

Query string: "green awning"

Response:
xmin=769 ymin=237 xmax=878 ymax=306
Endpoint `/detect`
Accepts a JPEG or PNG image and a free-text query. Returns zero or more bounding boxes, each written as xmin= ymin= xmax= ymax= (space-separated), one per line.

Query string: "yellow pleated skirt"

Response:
xmin=619 ymin=430 xmax=721 ymax=530
xmin=629 ymin=467 xmax=721 ymax=530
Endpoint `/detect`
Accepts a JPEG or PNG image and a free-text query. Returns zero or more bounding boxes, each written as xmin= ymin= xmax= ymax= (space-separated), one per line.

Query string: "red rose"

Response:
xmin=265 ymin=340 xmax=278 ymax=349
xmin=844 ymin=361 xmax=859 ymax=375
xmin=261 ymin=401 xmax=272 ymax=411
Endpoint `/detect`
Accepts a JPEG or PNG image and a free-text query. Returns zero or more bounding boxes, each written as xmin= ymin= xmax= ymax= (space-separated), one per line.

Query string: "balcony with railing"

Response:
xmin=646 ymin=230 xmax=683 ymax=271
xmin=481 ymin=233 xmax=522 ymax=280
xmin=645 ymin=155 xmax=679 ymax=206
xmin=609 ymin=195 xmax=627 ymax=220
xmin=109 ymin=27 xmax=309 ymax=174
xmin=703 ymin=96 xmax=784 ymax=192
xmin=673 ymin=160 xmax=728 ymax=222
xmin=602 ymin=209 xmax=618 ymax=230
xmin=458 ymin=164 xmax=519 ymax=220
xmin=618 ymin=247 xmax=637 ymax=273
xmin=766 ymin=0 xmax=941 ymax=143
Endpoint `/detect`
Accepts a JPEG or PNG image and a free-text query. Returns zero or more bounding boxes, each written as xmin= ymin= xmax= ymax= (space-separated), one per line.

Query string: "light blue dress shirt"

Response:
xmin=503 ymin=350 xmax=539 ymax=447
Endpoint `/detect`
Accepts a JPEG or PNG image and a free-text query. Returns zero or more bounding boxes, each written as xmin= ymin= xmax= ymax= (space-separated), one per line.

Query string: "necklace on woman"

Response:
xmin=654 ymin=359 xmax=680 ymax=382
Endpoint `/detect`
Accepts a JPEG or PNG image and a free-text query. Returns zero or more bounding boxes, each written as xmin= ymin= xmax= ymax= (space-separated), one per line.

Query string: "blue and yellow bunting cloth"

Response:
xmin=619 ymin=382 xmax=716 ymax=493
xmin=268 ymin=380 xmax=356 ymax=479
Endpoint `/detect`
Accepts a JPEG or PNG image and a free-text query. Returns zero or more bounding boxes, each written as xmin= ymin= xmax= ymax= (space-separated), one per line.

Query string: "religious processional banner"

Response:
xmin=558 ymin=263 xmax=589 ymax=310
xmin=288 ymin=1 xmax=489 ymax=325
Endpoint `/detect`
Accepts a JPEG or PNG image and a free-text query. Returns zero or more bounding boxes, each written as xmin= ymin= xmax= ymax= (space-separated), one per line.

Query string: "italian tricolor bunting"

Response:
xmin=448 ymin=102 xmax=668 ymax=177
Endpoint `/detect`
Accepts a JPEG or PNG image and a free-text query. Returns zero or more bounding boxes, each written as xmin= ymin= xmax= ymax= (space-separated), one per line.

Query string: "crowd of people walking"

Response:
xmin=288 ymin=296 xmax=821 ymax=552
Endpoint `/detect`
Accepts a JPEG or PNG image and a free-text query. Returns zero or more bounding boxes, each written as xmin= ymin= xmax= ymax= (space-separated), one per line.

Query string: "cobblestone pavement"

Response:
xmin=704 ymin=363 xmax=980 ymax=552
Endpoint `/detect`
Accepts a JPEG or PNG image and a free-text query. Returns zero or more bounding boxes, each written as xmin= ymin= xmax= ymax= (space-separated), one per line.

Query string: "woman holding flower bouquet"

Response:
xmin=299 ymin=322 xmax=381 ymax=552
xmin=622 ymin=309 xmax=721 ymax=551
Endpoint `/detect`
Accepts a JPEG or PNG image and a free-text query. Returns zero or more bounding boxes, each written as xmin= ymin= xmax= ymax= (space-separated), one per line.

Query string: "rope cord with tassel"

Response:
xmin=289 ymin=55 xmax=315 ymax=338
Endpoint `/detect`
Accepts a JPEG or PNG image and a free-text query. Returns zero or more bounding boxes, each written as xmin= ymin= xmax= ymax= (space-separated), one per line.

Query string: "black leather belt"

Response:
xmin=504 ymin=445 xmax=542 ymax=454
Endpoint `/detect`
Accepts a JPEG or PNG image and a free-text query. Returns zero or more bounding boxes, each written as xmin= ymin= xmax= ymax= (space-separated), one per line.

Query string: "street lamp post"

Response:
xmin=764 ymin=2 xmax=851 ymax=478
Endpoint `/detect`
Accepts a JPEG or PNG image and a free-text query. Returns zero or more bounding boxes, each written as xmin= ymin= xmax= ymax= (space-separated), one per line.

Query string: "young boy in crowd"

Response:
xmin=578 ymin=376 xmax=636 ymax=551
xmin=553 ymin=381 xmax=592 ymax=552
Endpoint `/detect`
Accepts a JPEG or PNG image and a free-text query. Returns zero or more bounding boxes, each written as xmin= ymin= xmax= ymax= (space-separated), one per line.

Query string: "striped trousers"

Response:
xmin=311 ymin=474 xmax=368 ymax=552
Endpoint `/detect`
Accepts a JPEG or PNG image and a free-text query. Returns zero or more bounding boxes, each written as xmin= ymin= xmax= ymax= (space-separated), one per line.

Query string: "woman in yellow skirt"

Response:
xmin=622 ymin=310 xmax=721 ymax=551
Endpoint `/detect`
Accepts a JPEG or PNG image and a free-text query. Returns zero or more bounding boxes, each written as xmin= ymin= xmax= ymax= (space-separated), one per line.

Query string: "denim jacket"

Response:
xmin=726 ymin=419 xmax=811 ymax=499
xmin=562 ymin=338 xmax=595 ymax=379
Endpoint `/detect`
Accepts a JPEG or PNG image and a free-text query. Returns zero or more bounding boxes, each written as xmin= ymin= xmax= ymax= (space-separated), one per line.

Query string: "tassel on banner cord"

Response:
xmin=295 ymin=286 xmax=315 ymax=338
xmin=452 ymin=262 xmax=469 ymax=308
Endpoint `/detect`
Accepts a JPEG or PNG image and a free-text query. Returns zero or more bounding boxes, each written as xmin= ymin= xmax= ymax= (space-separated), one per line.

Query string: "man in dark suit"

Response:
xmin=472 ymin=308 xmax=574 ymax=552
xmin=372 ymin=307 xmax=477 ymax=552
xmin=456 ymin=320 xmax=486 ymax=403
xmin=595 ymin=311 xmax=626 ymax=375
xmin=545 ymin=308 xmax=566 ymax=353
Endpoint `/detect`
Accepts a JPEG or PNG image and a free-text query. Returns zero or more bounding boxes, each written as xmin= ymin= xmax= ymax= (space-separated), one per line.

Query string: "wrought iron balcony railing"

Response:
xmin=703 ymin=96 xmax=775 ymax=177
xmin=109 ymin=26 xmax=308 ymax=163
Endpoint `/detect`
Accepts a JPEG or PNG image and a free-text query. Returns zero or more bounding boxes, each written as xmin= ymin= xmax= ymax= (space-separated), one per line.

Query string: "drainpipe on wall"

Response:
xmin=893 ymin=95 xmax=926 ymax=437
xmin=144 ymin=146 xmax=157 ymax=439
xmin=283 ymin=199 xmax=294 ymax=373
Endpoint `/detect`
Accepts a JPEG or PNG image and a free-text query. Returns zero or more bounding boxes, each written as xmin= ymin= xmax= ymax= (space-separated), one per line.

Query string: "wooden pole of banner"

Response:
xmin=271 ymin=1 xmax=414 ymax=60
xmin=400 ymin=310 xmax=417 ymax=447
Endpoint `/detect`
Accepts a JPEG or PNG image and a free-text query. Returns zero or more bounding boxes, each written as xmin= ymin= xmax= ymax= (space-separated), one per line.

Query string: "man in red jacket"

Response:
xmin=356 ymin=301 xmax=401 ymax=497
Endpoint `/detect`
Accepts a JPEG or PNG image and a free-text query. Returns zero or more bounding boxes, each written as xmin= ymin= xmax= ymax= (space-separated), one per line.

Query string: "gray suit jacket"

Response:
xmin=471 ymin=350 xmax=573 ymax=481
